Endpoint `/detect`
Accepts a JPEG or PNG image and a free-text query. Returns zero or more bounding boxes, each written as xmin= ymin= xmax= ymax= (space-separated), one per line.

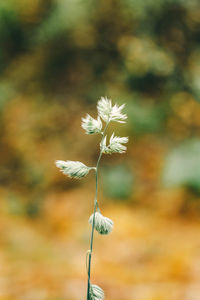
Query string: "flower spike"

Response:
xmin=101 ymin=133 xmax=128 ymax=154
xmin=55 ymin=96 xmax=128 ymax=299
xmin=55 ymin=160 xmax=92 ymax=179
xmin=97 ymin=96 xmax=127 ymax=123
xmin=82 ymin=114 xmax=102 ymax=134
xmin=89 ymin=212 xmax=114 ymax=235
xmin=89 ymin=284 xmax=104 ymax=300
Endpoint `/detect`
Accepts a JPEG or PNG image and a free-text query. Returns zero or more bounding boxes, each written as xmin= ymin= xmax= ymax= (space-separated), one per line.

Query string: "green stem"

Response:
xmin=86 ymin=121 xmax=109 ymax=299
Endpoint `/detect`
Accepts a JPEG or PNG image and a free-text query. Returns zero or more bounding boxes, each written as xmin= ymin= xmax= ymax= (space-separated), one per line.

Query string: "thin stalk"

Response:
xmin=86 ymin=121 xmax=109 ymax=300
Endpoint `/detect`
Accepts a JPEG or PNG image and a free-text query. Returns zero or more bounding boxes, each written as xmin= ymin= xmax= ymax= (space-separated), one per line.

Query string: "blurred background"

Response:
xmin=0 ymin=0 xmax=200 ymax=299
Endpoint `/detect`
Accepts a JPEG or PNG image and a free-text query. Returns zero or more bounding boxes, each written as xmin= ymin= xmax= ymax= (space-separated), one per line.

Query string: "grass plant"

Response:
xmin=56 ymin=97 xmax=128 ymax=299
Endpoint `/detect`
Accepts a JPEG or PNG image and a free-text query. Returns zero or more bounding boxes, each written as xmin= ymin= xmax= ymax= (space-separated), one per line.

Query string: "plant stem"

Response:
xmin=86 ymin=121 xmax=109 ymax=299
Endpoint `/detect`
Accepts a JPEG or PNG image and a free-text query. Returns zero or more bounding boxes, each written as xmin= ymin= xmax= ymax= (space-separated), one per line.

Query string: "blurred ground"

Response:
xmin=0 ymin=0 xmax=200 ymax=299
xmin=1 ymin=188 xmax=200 ymax=300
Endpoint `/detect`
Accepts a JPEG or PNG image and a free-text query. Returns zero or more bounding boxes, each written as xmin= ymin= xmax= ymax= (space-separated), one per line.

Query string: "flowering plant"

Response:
xmin=56 ymin=96 xmax=128 ymax=299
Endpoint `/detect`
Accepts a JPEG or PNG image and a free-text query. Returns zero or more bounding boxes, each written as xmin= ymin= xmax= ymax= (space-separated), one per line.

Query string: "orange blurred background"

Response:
xmin=0 ymin=0 xmax=200 ymax=299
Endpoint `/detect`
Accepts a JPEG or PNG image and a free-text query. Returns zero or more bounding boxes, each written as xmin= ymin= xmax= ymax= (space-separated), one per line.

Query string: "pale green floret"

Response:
xmin=100 ymin=136 xmax=108 ymax=153
xmin=89 ymin=284 xmax=104 ymax=300
xmin=110 ymin=103 xmax=127 ymax=123
xmin=55 ymin=160 xmax=91 ymax=179
xmin=97 ymin=96 xmax=127 ymax=123
xmin=97 ymin=96 xmax=112 ymax=122
xmin=81 ymin=114 xmax=102 ymax=134
xmin=89 ymin=212 xmax=113 ymax=235
xmin=101 ymin=133 xmax=128 ymax=154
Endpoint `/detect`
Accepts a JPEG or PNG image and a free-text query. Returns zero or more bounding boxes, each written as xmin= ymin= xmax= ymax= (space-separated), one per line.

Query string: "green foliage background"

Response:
xmin=0 ymin=0 xmax=200 ymax=299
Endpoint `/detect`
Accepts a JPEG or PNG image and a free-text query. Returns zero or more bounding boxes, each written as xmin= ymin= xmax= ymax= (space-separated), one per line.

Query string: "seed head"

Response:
xmin=89 ymin=212 xmax=113 ymax=235
xmin=89 ymin=284 xmax=104 ymax=300
xmin=81 ymin=114 xmax=102 ymax=134
xmin=55 ymin=160 xmax=91 ymax=179
xmin=101 ymin=133 xmax=128 ymax=154
xmin=97 ymin=96 xmax=127 ymax=123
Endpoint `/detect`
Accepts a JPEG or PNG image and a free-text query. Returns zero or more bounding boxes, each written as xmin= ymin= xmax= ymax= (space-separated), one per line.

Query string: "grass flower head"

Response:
xmin=55 ymin=160 xmax=91 ymax=179
xmin=89 ymin=212 xmax=113 ymax=235
xmin=101 ymin=133 xmax=128 ymax=154
xmin=82 ymin=114 xmax=102 ymax=134
xmin=89 ymin=284 xmax=104 ymax=300
xmin=97 ymin=97 xmax=127 ymax=123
